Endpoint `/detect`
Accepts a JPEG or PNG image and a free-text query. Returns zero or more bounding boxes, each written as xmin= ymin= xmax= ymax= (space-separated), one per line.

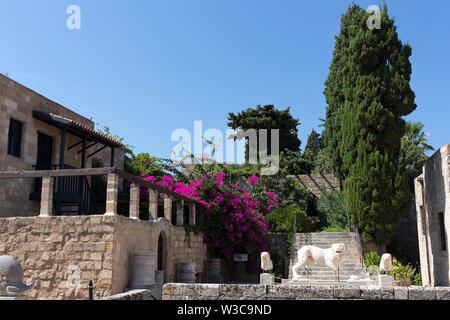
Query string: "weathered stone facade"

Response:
xmin=415 ymin=144 xmax=450 ymax=286
xmin=0 ymin=215 xmax=206 ymax=300
xmin=0 ymin=74 xmax=124 ymax=218
xmin=162 ymin=283 xmax=450 ymax=300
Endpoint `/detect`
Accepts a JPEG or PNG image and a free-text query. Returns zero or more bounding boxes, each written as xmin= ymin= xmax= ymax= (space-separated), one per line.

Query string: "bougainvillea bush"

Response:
xmin=138 ymin=159 xmax=280 ymax=262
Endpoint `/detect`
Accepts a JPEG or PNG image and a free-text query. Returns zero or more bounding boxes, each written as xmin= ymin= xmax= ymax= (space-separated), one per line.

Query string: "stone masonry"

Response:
xmin=287 ymin=174 xmax=340 ymax=198
xmin=0 ymin=74 xmax=124 ymax=218
xmin=0 ymin=215 xmax=206 ymax=300
xmin=415 ymin=144 xmax=450 ymax=286
xmin=162 ymin=283 xmax=450 ymax=300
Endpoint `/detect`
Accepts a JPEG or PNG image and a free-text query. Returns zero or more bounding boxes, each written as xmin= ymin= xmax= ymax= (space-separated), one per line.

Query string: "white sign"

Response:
xmin=233 ymin=254 xmax=248 ymax=262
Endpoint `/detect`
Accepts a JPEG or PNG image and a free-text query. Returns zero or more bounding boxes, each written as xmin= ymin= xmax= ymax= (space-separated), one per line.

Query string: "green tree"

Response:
xmin=399 ymin=121 xmax=432 ymax=191
xmin=227 ymin=105 xmax=301 ymax=162
xmin=326 ymin=5 xmax=417 ymax=244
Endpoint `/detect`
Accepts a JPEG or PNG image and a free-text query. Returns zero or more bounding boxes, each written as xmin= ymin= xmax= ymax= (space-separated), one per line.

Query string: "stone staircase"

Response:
xmin=289 ymin=232 xmax=364 ymax=281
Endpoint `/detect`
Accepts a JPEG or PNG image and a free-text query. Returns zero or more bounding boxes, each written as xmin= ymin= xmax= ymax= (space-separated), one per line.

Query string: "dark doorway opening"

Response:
xmin=31 ymin=132 xmax=53 ymax=199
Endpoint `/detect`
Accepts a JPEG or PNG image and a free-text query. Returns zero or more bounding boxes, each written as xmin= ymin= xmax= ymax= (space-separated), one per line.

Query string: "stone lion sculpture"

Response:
xmin=292 ymin=243 xmax=346 ymax=279
xmin=379 ymin=253 xmax=392 ymax=273
xmin=260 ymin=252 xmax=273 ymax=272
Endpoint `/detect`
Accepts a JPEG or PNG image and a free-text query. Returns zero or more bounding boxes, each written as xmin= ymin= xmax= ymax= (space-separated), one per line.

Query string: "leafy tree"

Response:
xmin=325 ymin=5 xmax=417 ymax=244
xmin=279 ymin=149 xmax=314 ymax=175
xmin=304 ymin=129 xmax=324 ymax=156
xmin=404 ymin=121 xmax=434 ymax=152
xmin=312 ymin=149 xmax=334 ymax=174
xmin=399 ymin=121 xmax=432 ymax=191
xmin=227 ymin=105 xmax=301 ymax=162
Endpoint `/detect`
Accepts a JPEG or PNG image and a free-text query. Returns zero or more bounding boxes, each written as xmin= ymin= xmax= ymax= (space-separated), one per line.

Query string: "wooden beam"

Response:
xmin=87 ymin=145 xmax=107 ymax=158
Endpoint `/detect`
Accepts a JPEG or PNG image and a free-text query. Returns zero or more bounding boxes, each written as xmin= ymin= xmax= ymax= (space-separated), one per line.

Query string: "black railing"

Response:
xmin=30 ymin=164 xmax=96 ymax=215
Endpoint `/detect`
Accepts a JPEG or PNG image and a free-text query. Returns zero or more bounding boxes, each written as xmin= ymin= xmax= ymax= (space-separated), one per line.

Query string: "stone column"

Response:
xmin=176 ymin=200 xmax=184 ymax=226
xmin=39 ymin=177 xmax=53 ymax=217
xmin=189 ymin=202 xmax=196 ymax=226
xmin=148 ymin=189 xmax=158 ymax=222
xmin=129 ymin=183 xmax=140 ymax=220
xmin=164 ymin=194 xmax=172 ymax=221
xmin=105 ymin=174 xmax=119 ymax=216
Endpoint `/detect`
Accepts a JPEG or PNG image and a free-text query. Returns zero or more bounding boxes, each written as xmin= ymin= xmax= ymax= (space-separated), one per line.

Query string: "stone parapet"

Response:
xmin=162 ymin=283 xmax=450 ymax=300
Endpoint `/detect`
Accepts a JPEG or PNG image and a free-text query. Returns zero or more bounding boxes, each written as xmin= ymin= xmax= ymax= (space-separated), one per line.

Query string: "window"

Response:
xmin=439 ymin=212 xmax=447 ymax=251
xmin=7 ymin=118 xmax=23 ymax=158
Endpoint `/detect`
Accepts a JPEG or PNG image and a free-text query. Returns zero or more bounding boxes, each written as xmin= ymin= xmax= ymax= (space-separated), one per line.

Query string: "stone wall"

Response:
xmin=162 ymin=283 xmax=450 ymax=300
xmin=286 ymin=174 xmax=340 ymax=198
xmin=415 ymin=144 xmax=450 ymax=286
xmin=0 ymin=215 xmax=206 ymax=300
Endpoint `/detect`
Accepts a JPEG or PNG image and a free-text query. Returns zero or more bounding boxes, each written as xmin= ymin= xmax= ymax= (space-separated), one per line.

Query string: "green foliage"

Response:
xmin=366 ymin=265 xmax=380 ymax=276
xmin=316 ymin=189 xmax=347 ymax=230
xmin=304 ymin=129 xmax=324 ymax=156
xmin=399 ymin=121 xmax=431 ymax=191
xmin=324 ymin=4 xmax=416 ymax=244
xmin=412 ymin=267 xmax=422 ymax=286
xmin=320 ymin=225 xmax=348 ymax=233
xmin=227 ymin=104 xmax=301 ymax=162
xmin=266 ymin=206 xmax=312 ymax=255
xmin=312 ymin=149 xmax=334 ymax=174
xmin=364 ymin=251 xmax=381 ymax=269
xmin=387 ymin=257 xmax=416 ymax=281
xmin=279 ymin=149 xmax=314 ymax=175
xmin=260 ymin=175 xmax=317 ymax=217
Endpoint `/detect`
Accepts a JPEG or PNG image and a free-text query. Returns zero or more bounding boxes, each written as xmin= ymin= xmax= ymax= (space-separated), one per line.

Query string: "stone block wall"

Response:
xmin=415 ymin=144 xmax=450 ymax=286
xmin=0 ymin=215 xmax=206 ymax=300
xmin=162 ymin=283 xmax=450 ymax=300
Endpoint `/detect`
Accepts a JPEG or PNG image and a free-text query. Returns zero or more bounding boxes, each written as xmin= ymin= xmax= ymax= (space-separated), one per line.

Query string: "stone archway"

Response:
xmin=157 ymin=231 xmax=168 ymax=283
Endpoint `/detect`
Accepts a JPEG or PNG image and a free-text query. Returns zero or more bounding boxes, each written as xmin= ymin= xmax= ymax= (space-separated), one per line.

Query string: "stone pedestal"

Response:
xmin=130 ymin=253 xmax=156 ymax=289
xmin=179 ymin=262 xmax=196 ymax=283
xmin=260 ymin=273 xmax=274 ymax=285
xmin=378 ymin=274 xmax=394 ymax=287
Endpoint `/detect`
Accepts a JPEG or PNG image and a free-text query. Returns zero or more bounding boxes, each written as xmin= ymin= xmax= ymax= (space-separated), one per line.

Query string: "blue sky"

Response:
xmin=0 ymin=0 xmax=449 ymax=159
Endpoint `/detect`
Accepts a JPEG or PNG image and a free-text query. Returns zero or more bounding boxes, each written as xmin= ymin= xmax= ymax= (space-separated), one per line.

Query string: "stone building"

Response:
xmin=415 ymin=144 xmax=450 ymax=286
xmin=0 ymin=74 xmax=124 ymax=217
xmin=0 ymin=75 xmax=207 ymax=299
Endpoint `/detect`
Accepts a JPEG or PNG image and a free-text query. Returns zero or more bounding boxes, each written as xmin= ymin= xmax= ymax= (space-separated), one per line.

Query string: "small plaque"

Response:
xmin=234 ymin=254 xmax=248 ymax=262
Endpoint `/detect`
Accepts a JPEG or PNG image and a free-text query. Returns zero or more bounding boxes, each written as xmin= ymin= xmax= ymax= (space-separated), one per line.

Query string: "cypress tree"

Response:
xmin=325 ymin=5 xmax=417 ymax=244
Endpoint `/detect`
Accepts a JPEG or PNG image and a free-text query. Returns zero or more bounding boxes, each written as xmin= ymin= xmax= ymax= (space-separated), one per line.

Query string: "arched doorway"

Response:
xmin=157 ymin=232 xmax=168 ymax=282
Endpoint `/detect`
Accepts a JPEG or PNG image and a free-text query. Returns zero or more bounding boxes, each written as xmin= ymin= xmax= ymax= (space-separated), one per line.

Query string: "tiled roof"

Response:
xmin=49 ymin=113 xmax=123 ymax=147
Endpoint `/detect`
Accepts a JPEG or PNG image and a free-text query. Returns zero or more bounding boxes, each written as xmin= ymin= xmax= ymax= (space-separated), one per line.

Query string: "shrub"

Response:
xmin=320 ymin=225 xmax=348 ymax=233
xmin=316 ymin=189 xmax=347 ymax=231
xmin=387 ymin=258 xmax=416 ymax=281
xmin=364 ymin=251 xmax=381 ymax=269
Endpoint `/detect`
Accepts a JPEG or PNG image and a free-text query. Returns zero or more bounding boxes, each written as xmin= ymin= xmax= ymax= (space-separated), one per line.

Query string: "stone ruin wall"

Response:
xmin=0 ymin=215 xmax=206 ymax=300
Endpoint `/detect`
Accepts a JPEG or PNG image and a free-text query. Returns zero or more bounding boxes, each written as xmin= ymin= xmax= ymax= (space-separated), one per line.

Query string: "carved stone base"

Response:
xmin=378 ymin=274 xmax=394 ymax=287
xmin=260 ymin=273 xmax=274 ymax=285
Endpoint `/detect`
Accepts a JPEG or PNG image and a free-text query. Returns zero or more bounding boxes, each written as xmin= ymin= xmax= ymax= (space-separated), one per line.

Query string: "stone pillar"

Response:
xmin=176 ymin=200 xmax=184 ymax=226
xmin=105 ymin=174 xmax=119 ymax=216
xmin=164 ymin=194 xmax=172 ymax=221
xmin=39 ymin=177 xmax=54 ymax=217
xmin=149 ymin=189 xmax=158 ymax=222
xmin=189 ymin=202 xmax=196 ymax=226
xmin=129 ymin=183 xmax=140 ymax=220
